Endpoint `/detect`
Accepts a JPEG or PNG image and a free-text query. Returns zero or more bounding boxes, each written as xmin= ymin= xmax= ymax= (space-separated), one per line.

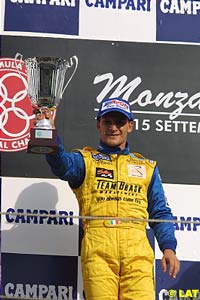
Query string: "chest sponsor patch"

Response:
xmin=96 ymin=168 xmax=114 ymax=179
xmin=92 ymin=152 xmax=111 ymax=161
xmin=127 ymin=165 xmax=146 ymax=178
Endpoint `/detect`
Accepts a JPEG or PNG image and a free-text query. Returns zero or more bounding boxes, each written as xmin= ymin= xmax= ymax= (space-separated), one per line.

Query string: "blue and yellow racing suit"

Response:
xmin=46 ymin=137 xmax=177 ymax=300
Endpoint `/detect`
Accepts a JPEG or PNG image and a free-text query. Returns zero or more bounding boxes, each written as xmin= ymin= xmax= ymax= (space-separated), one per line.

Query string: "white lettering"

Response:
xmin=10 ymin=0 xmax=46 ymax=3
xmin=0 ymin=141 xmax=8 ymax=149
xmin=10 ymin=0 xmax=75 ymax=6
xmin=160 ymin=0 xmax=169 ymax=13
xmin=169 ymin=0 xmax=180 ymax=14
xmin=11 ymin=138 xmax=29 ymax=149
xmin=49 ymin=0 xmax=76 ymax=5
xmin=94 ymin=73 xmax=200 ymax=120
xmin=155 ymin=119 xmax=200 ymax=133
xmin=5 ymin=283 xmax=14 ymax=297
xmin=5 ymin=283 xmax=73 ymax=300
xmin=38 ymin=285 xmax=49 ymax=298
xmin=193 ymin=1 xmax=200 ymax=15
xmin=0 ymin=60 xmax=22 ymax=70
xmin=158 ymin=289 xmax=168 ymax=300
xmin=49 ymin=0 xmax=62 ymax=5
xmin=25 ymin=284 xmax=37 ymax=298
xmin=179 ymin=0 xmax=191 ymax=15
xmin=94 ymin=73 xmax=142 ymax=103
xmin=15 ymin=284 xmax=25 ymax=298
xmin=58 ymin=286 xmax=70 ymax=300
xmin=12 ymin=139 xmax=27 ymax=148
xmin=160 ymin=0 xmax=200 ymax=15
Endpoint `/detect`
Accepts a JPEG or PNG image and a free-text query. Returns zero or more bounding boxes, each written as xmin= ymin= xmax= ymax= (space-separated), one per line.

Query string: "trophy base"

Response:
xmin=27 ymin=128 xmax=58 ymax=154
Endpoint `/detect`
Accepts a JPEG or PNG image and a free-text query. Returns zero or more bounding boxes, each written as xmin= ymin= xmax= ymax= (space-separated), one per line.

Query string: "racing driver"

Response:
xmin=45 ymin=97 xmax=180 ymax=300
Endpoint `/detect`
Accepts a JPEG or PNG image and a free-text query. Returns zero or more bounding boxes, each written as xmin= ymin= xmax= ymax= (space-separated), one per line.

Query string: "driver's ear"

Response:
xmin=96 ymin=119 xmax=100 ymax=130
xmin=128 ymin=121 xmax=134 ymax=133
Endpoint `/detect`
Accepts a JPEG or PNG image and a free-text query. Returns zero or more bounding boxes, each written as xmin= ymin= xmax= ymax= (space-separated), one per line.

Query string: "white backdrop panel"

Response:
xmin=79 ymin=1 xmax=156 ymax=42
xmin=155 ymin=183 xmax=200 ymax=261
xmin=1 ymin=176 xmax=79 ymax=256
xmin=0 ymin=0 xmax=5 ymax=33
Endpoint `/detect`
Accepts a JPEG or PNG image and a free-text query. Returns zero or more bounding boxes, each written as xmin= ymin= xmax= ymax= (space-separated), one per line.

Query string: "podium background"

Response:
xmin=1 ymin=1 xmax=200 ymax=299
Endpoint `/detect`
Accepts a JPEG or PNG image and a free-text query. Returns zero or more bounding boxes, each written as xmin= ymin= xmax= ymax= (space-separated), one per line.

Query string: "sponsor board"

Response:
xmin=4 ymin=0 xmax=79 ymax=35
xmin=155 ymin=183 xmax=200 ymax=262
xmin=0 ymin=36 xmax=200 ymax=300
xmin=0 ymin=2 xmax=200 ymax=300
xmin=79 ymin=0 xmax=156 ymax=42
xmin=156 ymin=260 xmax=200 ymax=300
xmin=0 ymin=1 xmax=5 ymax=33
xmin=77 ymin=257 xmax=85 ymax=300
xmin=1 ymin=253 xmax=78 ymax=300
xmin=154 ymin=184 xmax=200 ymax=299
xmin=1 ymin=177 xmax=79 ymax=256
xmin=3 ymin=0 xmax=156 ymax=42
xmin=1 ymin=178 xmax=200 ymax=299
xmin=0 ymin=58 xmax=33 ymax=152
xmin=94 ymin=71 xmax=200 ymax=134
xmin=2 ymin=0 xmax=200 ymax=45
xmin=157 ymin=0 xmax=200 ymax=43
xmin=1 ymin=38 xmax=200 ymax=185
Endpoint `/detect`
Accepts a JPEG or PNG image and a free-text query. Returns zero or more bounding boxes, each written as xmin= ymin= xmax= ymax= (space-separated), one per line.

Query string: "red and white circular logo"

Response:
xmin=0 ymin=58 xmax=33 ymax=152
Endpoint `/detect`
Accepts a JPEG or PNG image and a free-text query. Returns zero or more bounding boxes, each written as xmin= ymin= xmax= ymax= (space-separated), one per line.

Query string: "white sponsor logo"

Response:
xmin=160 ymin=0 xmax=200 ymax=15
xmin=5 ymin=283 xmax=73 ymax=300
xmin=94 ymin=72 xmax=200 ymax=121
xmin=102 ymin=99 xmax=130 ymax=112
xmin=10 ymin=0 xmax=76 ymax=6
xmin=127 ymin=165 xmax=146 ymax=178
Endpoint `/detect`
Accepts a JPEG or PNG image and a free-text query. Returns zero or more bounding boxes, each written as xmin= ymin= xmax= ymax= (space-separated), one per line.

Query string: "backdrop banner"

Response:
xmin=1 ymin=36 xmax=200 ymax=184
xmin=1 ymin=35 xmax=200 ymax=300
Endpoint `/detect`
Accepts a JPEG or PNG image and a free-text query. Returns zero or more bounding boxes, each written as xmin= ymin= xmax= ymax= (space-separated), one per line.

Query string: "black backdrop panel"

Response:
xmin=1 ymin=36 xmax=200 ymax=184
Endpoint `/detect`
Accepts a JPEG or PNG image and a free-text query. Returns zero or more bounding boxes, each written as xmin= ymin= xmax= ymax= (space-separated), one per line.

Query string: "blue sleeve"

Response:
xmin=45 ymin=136 xmax=85 ymax=189
xmin=147 ymin=166 xmax=177 ymax=253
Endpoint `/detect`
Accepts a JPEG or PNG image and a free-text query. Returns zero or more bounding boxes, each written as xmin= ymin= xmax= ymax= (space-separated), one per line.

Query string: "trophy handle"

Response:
xmin=61 ymin=55 xmax=78 ymax=97
xmin=15 ymin=52 xmax=23 ymax=62
xmin=14 ymin=52 xmax=27 ymax=87
xmin=14 ymin=52 xmax=24 ymax=71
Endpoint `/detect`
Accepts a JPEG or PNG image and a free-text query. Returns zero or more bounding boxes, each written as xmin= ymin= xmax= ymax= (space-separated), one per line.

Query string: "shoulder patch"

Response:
xmin=132 ymin=152 xmax=145 ymax=159
xmin=132 ymin=152 xmax=156 ymax=167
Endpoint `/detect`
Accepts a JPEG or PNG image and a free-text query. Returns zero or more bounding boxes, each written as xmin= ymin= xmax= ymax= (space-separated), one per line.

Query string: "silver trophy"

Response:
xmin=15 ymin=53 xmax=78 ymax=154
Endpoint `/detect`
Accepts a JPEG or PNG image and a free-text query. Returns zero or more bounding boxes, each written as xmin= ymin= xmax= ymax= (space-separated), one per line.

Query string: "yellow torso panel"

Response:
xmin=72 ymin=147 xmax=156 ymax=225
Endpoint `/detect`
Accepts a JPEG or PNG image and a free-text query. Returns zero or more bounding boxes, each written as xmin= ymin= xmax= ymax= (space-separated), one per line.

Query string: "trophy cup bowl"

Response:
xmin=15 ymin=54 xmax=78 ymax=154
